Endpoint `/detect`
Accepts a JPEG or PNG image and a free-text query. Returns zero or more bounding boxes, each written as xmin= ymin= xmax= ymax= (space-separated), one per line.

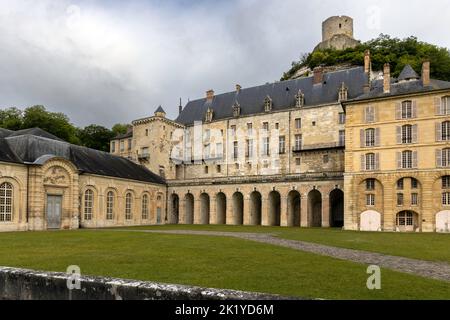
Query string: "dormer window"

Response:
xmin=264 ymin=95 xmax=273 ymax=112
xmin=205 ymin=107 xmax=214 ymax=123
xmin=232 ymin=102 xmax=241 ymax=117
xmin=295 ymin=90 xmax=305 ymax=108
xmin=338 ymin=82 xmax=348 ymax=102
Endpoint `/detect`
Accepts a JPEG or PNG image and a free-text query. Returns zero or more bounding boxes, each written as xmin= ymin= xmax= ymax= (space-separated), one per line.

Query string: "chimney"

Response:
xmin=364 ymin=50 xmax=371 ymax=73
xmin=313 ymin=66 xmax=324 ymax=85
xmin=236 ymin=84 xmax=242 ymax=93
xmin=179 ymin=98 xmax=183 ymax=115
xmin=422 ymin=61 xmax=430 ymax=86
xmin=383 ymin=63 xmax=391 ymax=94
xmin=206 ymin=89 xmax=214 ymax=101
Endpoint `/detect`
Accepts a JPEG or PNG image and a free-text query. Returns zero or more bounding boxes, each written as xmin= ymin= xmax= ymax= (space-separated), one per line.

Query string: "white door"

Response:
xmin=436 ymin=211 xmax=450 ymax=233
xmin=360 ymin=210 xmax=381 ymax=232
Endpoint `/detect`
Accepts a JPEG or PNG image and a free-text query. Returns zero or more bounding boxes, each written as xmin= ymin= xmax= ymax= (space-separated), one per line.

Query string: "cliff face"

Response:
xmin=314 ymin=34 xmax=360 ymax=51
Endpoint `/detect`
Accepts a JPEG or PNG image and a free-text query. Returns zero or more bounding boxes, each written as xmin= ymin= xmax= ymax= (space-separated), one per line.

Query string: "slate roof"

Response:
xmin=0 ymin=129 xmax=165 ymax=185
xmin=176 ymin=67 xmax=369 ymax=125
xmin=112 ymin=130 xmax=133 ymax=140
xmin=6 ymin=127 xmax=65 ymax=141
xmin=155 ymin=106 xmax=166 ymax=114
xmin=398 ymin=65 xmax=419 ymax=81
xmin=0 ymin=128 xmax=13 ymax=138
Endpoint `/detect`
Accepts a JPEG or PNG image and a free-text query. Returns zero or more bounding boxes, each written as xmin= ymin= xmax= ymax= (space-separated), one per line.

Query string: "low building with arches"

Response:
xmin=0 ymin=128 xmax=166 ymax=232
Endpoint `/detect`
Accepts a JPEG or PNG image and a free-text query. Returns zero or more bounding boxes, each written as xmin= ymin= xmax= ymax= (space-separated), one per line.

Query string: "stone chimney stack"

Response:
xmin=206 ymin=90 xmax=214 ymax=101
xmin=313 ymin=66 xmax=324 ymax=85
xmin=383 ymin=63 xmax=391 ymax=94
xmin=364 ymin=50 xmax=371 ymax=73
xmin=236 ymin=84 xmax=242 ymax=93
xmin=422 ymin=61 xmax=430 ymax=86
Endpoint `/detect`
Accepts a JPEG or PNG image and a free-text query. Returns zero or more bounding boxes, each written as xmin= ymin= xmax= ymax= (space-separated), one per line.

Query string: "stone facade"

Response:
xmin=315 ymin=15 xmax=360 ymax=51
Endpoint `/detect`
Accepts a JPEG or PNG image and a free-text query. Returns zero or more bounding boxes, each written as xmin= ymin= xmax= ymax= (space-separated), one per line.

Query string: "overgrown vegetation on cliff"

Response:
xmin=281 ymin=34 xmax=450 ymax=81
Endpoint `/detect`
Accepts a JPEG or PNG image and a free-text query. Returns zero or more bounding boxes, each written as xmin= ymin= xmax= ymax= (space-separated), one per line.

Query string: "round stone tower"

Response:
xmin=314 ymin=15 xmax=360 ymax=51
xmin=322 ymin=16 xmax=354 ymax=42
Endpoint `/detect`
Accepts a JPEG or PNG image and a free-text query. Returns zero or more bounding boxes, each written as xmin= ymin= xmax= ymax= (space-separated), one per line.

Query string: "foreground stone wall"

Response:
xmin=0 ymin=267 xmax=296 ymax=300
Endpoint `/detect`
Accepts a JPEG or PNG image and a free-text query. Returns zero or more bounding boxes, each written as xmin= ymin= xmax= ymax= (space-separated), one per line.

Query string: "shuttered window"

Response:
xmin=365 ymin=105 xmax=376 ymax=123
xmin=398 ymin=150 xmax=417 ymax=169
xmin=362 ymin=153 xmax=379 ymax=171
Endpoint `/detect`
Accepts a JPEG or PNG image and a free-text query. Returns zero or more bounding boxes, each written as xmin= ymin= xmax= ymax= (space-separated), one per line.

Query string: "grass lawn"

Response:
xmin=118 ymin=225 xmax=450 ymax=264
xmin=0 ymin=230 xmax=449 ymax=300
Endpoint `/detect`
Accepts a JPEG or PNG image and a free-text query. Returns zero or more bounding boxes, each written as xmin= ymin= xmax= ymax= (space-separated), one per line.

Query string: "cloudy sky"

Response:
xmin=0 ymin=0 xmax=449 ymax=127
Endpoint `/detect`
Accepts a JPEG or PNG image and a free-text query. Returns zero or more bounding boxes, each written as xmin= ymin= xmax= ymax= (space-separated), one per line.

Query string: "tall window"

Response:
xmin=411 ymin=178 xmax=418 ymax=189
xmin=233 ymin=141 xmax=238 ymax=160
xmin=411 ymin=193 xmax=418 ymax=206
xmin=443 ymin=192 xmax=450 ymax=205
xmin=402 ymin=125 xmax=412 ymax=144
xmin=365 ymin=129 xmax=375 ymax=147
xmin=262 ymin=137 xmax=270 ymax=156
xmin=397 ymin=193 xmax=404 ymax=206
xmin=295 ymin=118 xmax=302 ymax=129
xmin=142 ymin=194 xmax=149 ymax=220
xmin=125 ymin=193 xmax=133 ymax=220
xmin=204 ymin=129 xmax=211 ymax=141
xmin=365 ymin=153 xmax=375 ymax=171
xmin=279 ymin=136 xmax=286 ymax=154
xmin=442 ymin=97 xmax=450 ymax=115
xmin=120 ymin=141 xmax=125 ymax=152
xmin=84 ymin=189 xmax=93 ymax=221
xmin=366 ymin=179 xmax=375 ymax=191
xmin=262 ymin=122 xmax=269 ymax=131
xmin=402 ymin=151 xmax=413 ymax=169
xmin=442 ymin=148 xmax=450 ymax=167
xmin=339 ymin=130 xmax=345 ymax=146
xmin=294 ymin=134 xmax=302 ymax=150
xmin=401 ymin=101 xmax=413 ymax=119
xmin=365 ymin=105 xmax=375 ymax=123
xmin=0 ymin=182 xmax=13 ymax=222
xmin=339 ymin=113 xmax=346 ymax=124
xmin=397 ymin=178 xmax=404 ymax=190
xmin=127 ymin=138 xmax=132 ymax=151
xmin=247 ymin=123 xmax=253 ymax=136
xmin=442 ymin=121 xmax=450 ymax=141
xmin=106 ymin=191 xmax=114 ymax=220
xmin=443 ymin=176 xmax=450 ymax=189
xmin=216 ymin=143 xmax=223 ymax=158
xmin=111 ymin=141 xmax=116 ymax=153
xmin=366 ymin=194 xmax=375 ymax=206
xmin=246 ymin=139 xmax=253 ymax=158
xmin=230 ymin=125 xmax=236 ymax=136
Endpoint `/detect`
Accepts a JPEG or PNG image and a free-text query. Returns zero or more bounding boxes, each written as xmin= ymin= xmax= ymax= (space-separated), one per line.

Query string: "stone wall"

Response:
xmin=0 ymin=266 xmax=296 ymax=300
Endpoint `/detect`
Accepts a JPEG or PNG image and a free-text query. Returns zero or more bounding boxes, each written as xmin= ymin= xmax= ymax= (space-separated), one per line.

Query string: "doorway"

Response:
xmin=47 ymin=195 xmax=62 ymax=229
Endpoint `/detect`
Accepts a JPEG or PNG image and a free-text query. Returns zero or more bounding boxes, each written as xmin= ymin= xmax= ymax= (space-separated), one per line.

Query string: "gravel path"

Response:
xmin=113 ymin=229 xmax=450 ymax=283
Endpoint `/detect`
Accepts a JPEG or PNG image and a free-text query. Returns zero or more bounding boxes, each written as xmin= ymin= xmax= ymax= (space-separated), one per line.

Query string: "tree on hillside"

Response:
xmin=0 ymin=108 xmax=23 ymax=130
xmin=78 ymin=125 xmax=115 ymax=152
xmin=281 ymin=35 xmax=450 ymax=81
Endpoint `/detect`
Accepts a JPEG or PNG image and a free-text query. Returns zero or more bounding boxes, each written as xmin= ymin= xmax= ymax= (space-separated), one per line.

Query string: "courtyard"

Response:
xmin=0 ymin=226 xmax=449 ymax=300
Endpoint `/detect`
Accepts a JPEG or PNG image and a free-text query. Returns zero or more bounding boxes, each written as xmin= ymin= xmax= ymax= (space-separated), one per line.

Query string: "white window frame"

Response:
xmin=106 ymin=191 xmax=114 ymax=220
xmin=142 ymin=194 xmax=149 ymax=220
xmin=125 ymin=193 xmax=133 ymax=220
xmin=84 ymin=189 xmax=94 ymax=221
xmin=0 ymin=182 xmax=13 ymax=222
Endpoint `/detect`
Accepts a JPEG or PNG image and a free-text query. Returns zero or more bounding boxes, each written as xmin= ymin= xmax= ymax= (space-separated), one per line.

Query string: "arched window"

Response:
xmin=365 ymin=128 xmax=375 ymax=147
xmin=106 ymin=191 xmax=114 ymax=220
xmin=125 ymin=193 xmax=133 ymax=220
xmin=84 ymin=189 xmax=94 ymax=220
xmin=142 ymin=194 xmax=149 ymax=220
xmin=0 ymin=182 xmax=13 ymax=222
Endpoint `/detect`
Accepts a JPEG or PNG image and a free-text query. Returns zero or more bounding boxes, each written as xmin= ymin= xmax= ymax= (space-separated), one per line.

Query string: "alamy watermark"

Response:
xmin=366 ymin=265 xmax=381 ymax=290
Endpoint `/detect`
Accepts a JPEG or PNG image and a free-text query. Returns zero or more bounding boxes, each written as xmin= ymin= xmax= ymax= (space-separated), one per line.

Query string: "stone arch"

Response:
xmin=329 ymin=189 xmax=344 ymax=228
xmin=170 ymin=193 xmax=180 ymax=224
xmin=436 ymin=211 xmax=450 ymax=233
xmin=199 ymin=193 xmax=210 ymax=225
xmin=396 ymin=210 xmax=419 ymax=232
xmin=249 ymin=191 xmax=262 ymax=225
xmin=308 ymin=189 xmax=322 ymax=227
xmin=184 ymin=193 xmax=194 ymax=224
xmin=287 ymin=190 xmax=301 ymax=227
xmin=232 ymin=192 xmax=244 ymax=225
xmin=82 ymin=185 xmax=99 ymax=222
xmin=215 ymin=192 xmax=227 ymax=225
xmin=360 ymin=210 xmax=381 ymax=231
xmin=268 ymin=191 xmax=281 ymax=226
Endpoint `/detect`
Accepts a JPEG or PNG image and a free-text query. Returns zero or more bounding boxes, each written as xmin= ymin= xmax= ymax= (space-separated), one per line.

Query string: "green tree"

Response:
xmin=22 ymin=105 xmax=80 ymax=144
xmin=0 ymin=108 xmax=23 ymax=130
xmin=78 ymin=125 xmax=115 ymax=152
xmin=111 ymin=123 xmax=130 ymax=136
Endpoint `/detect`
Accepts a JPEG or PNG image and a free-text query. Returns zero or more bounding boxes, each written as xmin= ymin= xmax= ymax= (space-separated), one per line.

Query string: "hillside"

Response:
xmin=281 ymin=34 xmax=450 ymax=81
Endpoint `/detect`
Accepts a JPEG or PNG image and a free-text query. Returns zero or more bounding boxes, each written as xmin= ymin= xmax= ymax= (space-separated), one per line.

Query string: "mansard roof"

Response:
xmin=0 ymin=128 xmax=165 ymax=185
xmin=176 ymin=67 xmax=369 ymax=125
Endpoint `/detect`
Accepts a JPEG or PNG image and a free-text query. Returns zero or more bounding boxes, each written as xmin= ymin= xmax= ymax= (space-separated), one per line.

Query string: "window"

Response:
xmin=411 ymin=193 xmax=418 ymax=206
xmin=402 ymin=151 xmax=413 ymax=169
xmin=402 ymin=125 xmax=413 ymax=144
xmin=442 ymin=176 xmax=450 ymax=189
xmin=279 ymin=136 xmax=286 ymax=154
xmin=323 ymin=154 xmax=329 ymax=163
xmin=443 ymin=192 xmax=450 ymax=205
xmin=216 ymin=165 xmax=221 ymax=173
xmin=142 ymin=194 xmax=149 ymax=220
xmin=204 ymin=166 xmax=209 ymax=174
xmin=442 ymin=149 xmax=450 ymax=167
xmin=295 ymin=158 xmax=301 ymax=166
xmin=204 ymin=129 xmax=211 ymax=141
xmin=397 ymin=211 xmax=414 ymax=226
xmin=111 ymin=141 xmax=116 ymax=153
xmin=145 ymin=129 xmax=149 ymax=136
xmin=295 ymin=118 xmax=302 ymax=129
xmin=247 ymin=123 xmax=253 ymax=136
xmin=401 ymin=101 xmax=413 ymax=119
xmin=230 ymin=125 xmax=236 ymax=136
xmin=397 ymin=193 xmax=404 ymax=206
xmin=365 ymin=105 xmax=375 ymax=123
xmin=141 ymin=147 xmax=149 ymax=157
xmin=84 ymin=189 xmax=94 ymax=221
xmin=128 ymin=138 xmax=132 ymax=151
xmin=233 ymin=141 xmax=238 ymax=160
xmin=339 ymin=130 xmax=345 ymax=146
xmin=0 ymin=182 xmax=13 ymax=222
xmin=442 ymin=121 xmax=450 ymax=141
xmin=365 ymin=153 xmax=375 ymax=171
xmin=294 ymin=134 xmax=302 ymax=151
xmin=262 ymin=122 xmax=269 ymax=131
xmin=264 ymin=96 xmax=272 ymax=112
xmin=442 ymin=97 xmax=450 ymax=115
xmin=397 ymin=178 xmax=404 ymax=190
xmin=339 ymin=113 xmax=346 ymax=124
xmin=120 ymin=140 xmax=125 ymax=152
xmin=216 ymin=143 xmax=223 ymax=158
xmin=275 ymin=123 xmax=279 ymax=130
xmin=106 ymin=191 xmax=114 ymax=220
xmin=312 ymin=121 xmax=316 ymax=126
xmin=204 ymin=144 xmax=210 ymax=159
xmin=366 ymin=179 xmax=375 ymax=191
xmin=246 ymin=139 xmax=253 ymax=158
xmin=262 ymin=137 xmax=270 ymax=156
xmin=411 ymin=178 xmax=418 ymax=189
xmin=365 ymin=129 xmax=375 ymax=147
xmin=366 ymin=194 xmax=375 ymax=206
xmin=125 ymin=193 xmax=133 ymax=220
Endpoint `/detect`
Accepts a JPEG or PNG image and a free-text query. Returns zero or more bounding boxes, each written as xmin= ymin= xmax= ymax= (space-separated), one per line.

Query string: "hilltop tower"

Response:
xmin=314 ymin=16 xmax=360 ymax=51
